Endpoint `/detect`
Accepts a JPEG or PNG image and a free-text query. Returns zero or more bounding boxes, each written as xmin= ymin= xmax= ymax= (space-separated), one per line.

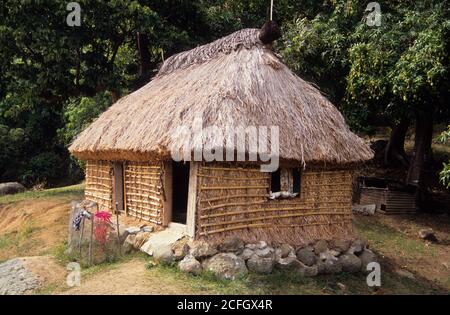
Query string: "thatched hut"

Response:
xmin=69 ymin=27 xmax=372 ymax=245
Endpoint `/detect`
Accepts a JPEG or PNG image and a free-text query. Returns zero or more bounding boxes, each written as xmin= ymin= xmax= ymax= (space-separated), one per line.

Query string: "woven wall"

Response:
xmin=124 ymin=162 xmax=164 ymax=224
xmin=85 ymin=160 xmax=113 ymax=211
xmin=196 ymin=163 xmax=354 ymax=245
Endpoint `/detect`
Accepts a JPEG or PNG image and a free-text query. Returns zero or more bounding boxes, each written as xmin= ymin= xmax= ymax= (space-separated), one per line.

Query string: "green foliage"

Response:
xmin=280 ymin=0 xmax=450 ymax=132
xmin=437 ymin=125 xmax=450 ymax=188
xmin=59 ymin=92 xmax=113 ymax=146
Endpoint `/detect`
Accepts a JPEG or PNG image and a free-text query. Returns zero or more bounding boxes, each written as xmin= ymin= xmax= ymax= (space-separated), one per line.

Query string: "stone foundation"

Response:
xmin=141 ymin=236 xmax=378 ymax=280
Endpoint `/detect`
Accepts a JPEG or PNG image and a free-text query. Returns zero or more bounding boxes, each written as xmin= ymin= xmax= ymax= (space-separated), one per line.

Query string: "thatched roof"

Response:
xmin=69 ymin=28 xmax=373 ymax=165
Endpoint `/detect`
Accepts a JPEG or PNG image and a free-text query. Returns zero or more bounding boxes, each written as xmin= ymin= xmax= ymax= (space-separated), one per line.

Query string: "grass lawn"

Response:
xmin=0 ymin=183 xmax=85 ymax=204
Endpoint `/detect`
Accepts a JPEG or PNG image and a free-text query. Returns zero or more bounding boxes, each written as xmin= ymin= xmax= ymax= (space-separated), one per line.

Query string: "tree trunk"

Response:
xmin=407 ymin=109 xmax=434 ymax=210
xmin=137 ymin=32 xmax=151 ymax=78
xmin=384 ymin=118 xmax=410 ymax=167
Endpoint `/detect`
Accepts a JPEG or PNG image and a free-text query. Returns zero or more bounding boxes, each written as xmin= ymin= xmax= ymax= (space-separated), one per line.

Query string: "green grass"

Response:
xmin=0 ymin=183 xmax=84 ymax=204
xmin=146 ymin=258 xmax=444 ymax=295
xmin=354 ymin=218 xmax=438 ymax=260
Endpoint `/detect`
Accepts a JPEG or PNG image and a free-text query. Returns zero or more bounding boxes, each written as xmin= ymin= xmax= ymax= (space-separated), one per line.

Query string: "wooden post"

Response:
xmin=115 ymin=202 xmax=121 ymax=255
xmin=186 ymin=162 xmax=199 ymax=237
xmin=162 ymin=161 xmax=173 ymax=227
xmin=88 ymin=217 xmax=94 ymax=266
xmin=78 ymin=216 xmax=85 ymax=259
xmin=113 ymin=162 xmax=124 ymax=212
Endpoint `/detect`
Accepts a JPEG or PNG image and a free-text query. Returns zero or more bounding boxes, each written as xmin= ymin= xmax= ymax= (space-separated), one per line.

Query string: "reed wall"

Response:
xmin=85 ymin=160 xmax=113 ymax=212
xmin=195 ymin=163 xmax=354 ymax=245
xmin=124 ymin=161 xmax=164 ymax=224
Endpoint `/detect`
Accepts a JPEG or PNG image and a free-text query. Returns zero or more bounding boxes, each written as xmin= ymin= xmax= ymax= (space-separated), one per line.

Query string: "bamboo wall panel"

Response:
xmin=85 ymin=160 xmax=113 ymax=211
xmin=124 ymin=162 xmax=164 ymax=224
xmin=196 ymin=163 xmax=353 ymax=245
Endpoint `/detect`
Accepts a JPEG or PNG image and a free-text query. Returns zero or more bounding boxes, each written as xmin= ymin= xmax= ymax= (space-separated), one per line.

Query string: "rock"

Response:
xmin=279 ymin=244 xmax=294 ymax=258
xmin=256 ymin=241 xmax=268 ymax=249
xmin=395 ymin=269 xmax=415 ymax=279
xmin=178 ymin=255 xmax=202 ymax=275
xmin=359 ymin=249 xmax=378 ymax=272
xmin=133 ymin=232 xmax=151 ymax=249
xmin=247 ymin=255 xmax=275 ymax=274
xmin=255 ymin=247 xmax=274 ymax=258
xmin=217 ymin=237 xmax=244 ymax=252
xmin=296 ymin=248 xmax=316 ymax=266
xmin=317 ymin=259 xmax=342 ymax=274
xmin=172 ymin=240 xmax=190 ymax=261
xmin=190 ymin=241 xmax=218 ymax=259
xmin=419 ymin=229 xmax=438 ymax=243
xmin=141 ymin=226 xmax=154 ymax=233
xmin=275 ymin=256 xmax=299 ymax=270
xmin=122 ymin=234 xmax=136 ymax=254
xmin=0 ymin=182 xmax=26 ymax=196
xmin=0 ymin=259 xmax=41 ymax=295
xmin=314 ymin=240 xmax=328 ymax=254
xmin=245 ymin=243 xmax=258 ymax=250
xmin=125 ymin=227 xmax=141 ymax=235
xmin=153 ymin=244 xmax=175 ymax=265
xmin=331 ymin=239 xmax=351 ymax=252
xmin=337 ymin=282 xmax=347 ymax=292
xmin=348 ymin=239 xmax=366 ymax=255
xmin=295 ymin=261 xmax=319 ymax=277
xmin=239 ymin=248 xmax=254 ymax=261
xmin=339 ymin=253 xmax=362 ymax=273
xmin=319 ymin=250 xmax=339 ymax=262
xmin=204 ymin=253 xmax=247 ymax=280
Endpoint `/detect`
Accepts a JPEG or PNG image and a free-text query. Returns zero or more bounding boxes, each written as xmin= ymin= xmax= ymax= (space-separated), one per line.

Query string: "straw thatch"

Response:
xmin=69 ymin=28 xmax=373 ymax=165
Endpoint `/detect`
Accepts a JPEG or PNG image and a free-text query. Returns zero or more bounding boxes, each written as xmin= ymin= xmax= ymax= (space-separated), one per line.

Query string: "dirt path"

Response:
xmin=62 ymin=259 xmax=207 ymax=295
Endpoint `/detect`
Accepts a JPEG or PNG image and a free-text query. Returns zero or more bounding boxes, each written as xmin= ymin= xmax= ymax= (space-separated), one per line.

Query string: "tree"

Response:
xmin=280 ymin=1 xmax=450 ymax=208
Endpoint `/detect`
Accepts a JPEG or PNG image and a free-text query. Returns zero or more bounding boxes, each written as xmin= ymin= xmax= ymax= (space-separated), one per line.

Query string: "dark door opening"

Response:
xmin=172 ymin=162 xmax=190 ymax=224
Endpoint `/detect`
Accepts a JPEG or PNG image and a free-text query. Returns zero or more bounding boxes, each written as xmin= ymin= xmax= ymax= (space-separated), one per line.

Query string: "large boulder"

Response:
xmin=275 ymin=256 xmax=299 ymax=270
xmin=122 ymin=234 xmax=136 ymax=254
xmin=339 ymin=253 xmax=362 ymax=273
xmin=278 ymin=244 xmax=294 ymax=258
xmin=359 ymin=249 xmax=378 ymax=272
xmin=0 ymin=182 xmax=25 ymax=196
xmin=348 ymin=239 xmax=366 ymax=255
xmin=133 ymin=232 xmax=152 ymax=249
xmin=190 ymin=241 xmax=218 ymax=259
xmin=330 ymin=239 xmax=351 ymax=253
xmin=217 ymin=237 xmax=244 ymax=252
xmin=204 ymin=253 xmax=247 ymax=280
xmin=247 ymin=255 xmax=275 ymax=274
xmin=172 ymin=239 xmax=190 ymax=261
xmin=152 ymin=244 xmax=175 ymax=265
xmin=314 ymin=240 xmax=329 ymax=254
xmin=317 ymin=259 xmax=342 ymax=274
xmin=418 ymin=229 xmax=438 ymax=243
xmin=255 ymin=247 xmax=274 ymax=258
xmin=178 ymin=255 xmax=202 ymax=275
xmin=295 ymin=261 xmax=319 ymax=277
xmin=296 ymin=248 xmax=316 ymax=267
xmin=239 ymin=248 xmax=254 ymax=261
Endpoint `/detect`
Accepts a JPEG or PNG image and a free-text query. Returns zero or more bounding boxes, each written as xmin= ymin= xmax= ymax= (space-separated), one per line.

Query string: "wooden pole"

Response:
xmin=270 ymin=0 xmax=274 ymax=20
xmin=88 ymin=217 xmax=94 ymax=266
xmin=115 ymin=202 xmax=121 ymax=255
xmin=78 ymin=216 xmax=85 ymax=259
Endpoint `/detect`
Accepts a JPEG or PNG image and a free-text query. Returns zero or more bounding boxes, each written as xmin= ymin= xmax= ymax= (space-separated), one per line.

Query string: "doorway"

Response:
xmin=171 ymin=161 xmax=190 ymax=224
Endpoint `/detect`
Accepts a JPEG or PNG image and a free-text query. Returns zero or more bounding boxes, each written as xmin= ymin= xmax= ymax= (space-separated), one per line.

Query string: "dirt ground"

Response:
xmin=0 ymin=198 xmax=71 ymax=261
xmin=355 ymin=213 xmax=450 ymax=289
xmin=62 ymin=259 xmax=206 ymax=295
xmin=1 ymin=188 xmax=449 ymax=294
